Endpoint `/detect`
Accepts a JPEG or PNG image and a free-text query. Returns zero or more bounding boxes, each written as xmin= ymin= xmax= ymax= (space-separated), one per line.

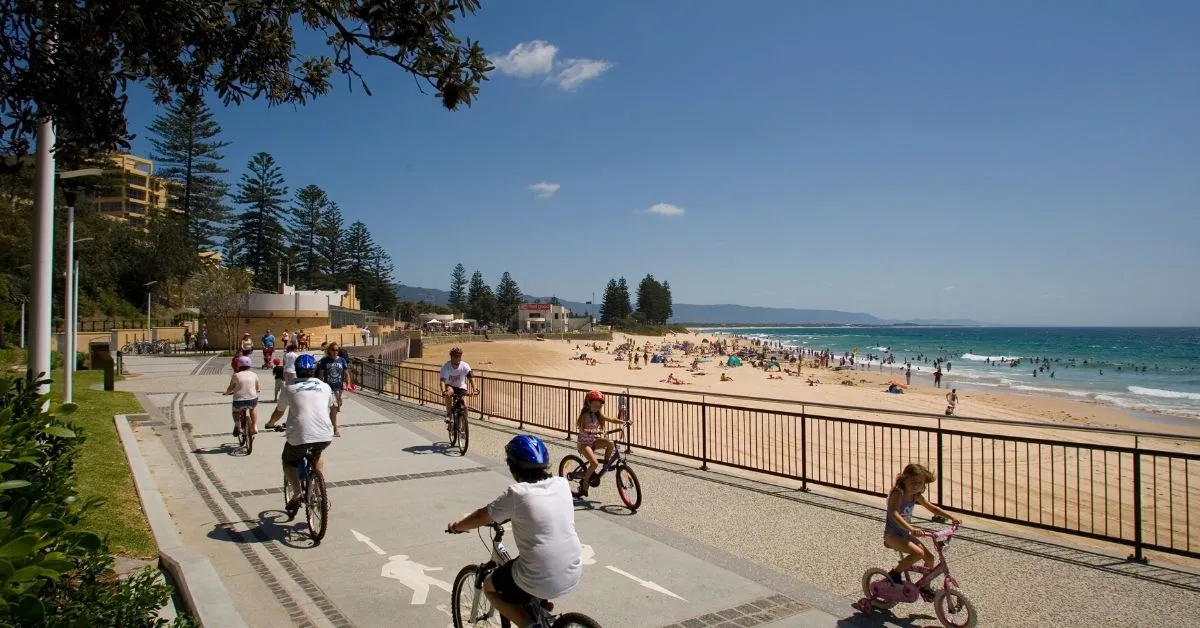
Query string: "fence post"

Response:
xmin=565 ymin=381 xmax=573 ymax=438
xmin=936 ymin=417 xmax=945 ymax=508
xmin=519 ymin=375 xmax=525 ymax=429
xmin=700 ymin=395 xmax=708 ymax=471
xmin=624 ymin=387 xmax=632 ymax=455
xmin=1129 ymin=436 xmax=1147 ymax=563
xmin=799 ymin=405 xmax=808 ymax=491
xmin=478 ymin=376 xmax=485 ymax=420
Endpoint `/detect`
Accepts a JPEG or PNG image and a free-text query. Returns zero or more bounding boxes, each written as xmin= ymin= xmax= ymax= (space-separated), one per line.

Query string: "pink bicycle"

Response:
xmin=854 ymin=524 xmax=978 ymax=628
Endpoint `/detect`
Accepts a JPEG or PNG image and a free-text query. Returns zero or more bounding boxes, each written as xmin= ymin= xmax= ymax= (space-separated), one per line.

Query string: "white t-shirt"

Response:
xmin=283 ymin=351 xmax=299 ymax=375
xmin=486 ymin=477 xmax=582 ymax=601
xmin=276 ymin=378 xmax=336 ymax=446
xmin=440 ymin=360 xmax=472 ymax=389
xmin=228 ymin=371 xmax=259 ymax=401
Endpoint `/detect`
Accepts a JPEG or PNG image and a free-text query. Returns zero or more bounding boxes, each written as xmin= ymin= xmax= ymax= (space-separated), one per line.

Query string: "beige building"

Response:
xmin=517 ymin=303 xmax=572 ymax=332
xmin=94 ymin=154 xmax=175 ymax=223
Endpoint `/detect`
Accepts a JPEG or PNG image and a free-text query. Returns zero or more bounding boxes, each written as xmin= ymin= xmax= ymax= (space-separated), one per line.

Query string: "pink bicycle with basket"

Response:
xmin=854 ymin=523 xmax=978 ymax=627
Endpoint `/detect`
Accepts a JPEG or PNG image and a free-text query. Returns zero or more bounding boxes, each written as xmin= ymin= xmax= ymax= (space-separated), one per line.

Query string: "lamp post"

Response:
xmin=57 ymin=169 xmax=101 ymax=404
xmin=145 ymin=281 xmax=159 ymax=343
xmin=29 ymin=121 xmax=55 ymax=396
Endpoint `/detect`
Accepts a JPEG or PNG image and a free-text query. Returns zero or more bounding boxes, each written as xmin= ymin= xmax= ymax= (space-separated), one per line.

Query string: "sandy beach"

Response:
xmin=409 ymin=331 xmax=1200 ymax=439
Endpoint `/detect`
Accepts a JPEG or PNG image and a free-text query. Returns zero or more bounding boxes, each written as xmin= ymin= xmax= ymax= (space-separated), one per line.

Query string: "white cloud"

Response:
xmin=549 ymin=59 xmax=613 ymax=91
xmin=943 ymin=285 xmax=956 ymax=292
xmin=646 ymin=203 xmax=685 ymax=217
xmin=491 ymin=41 xmax=611 ymax=90
xmin=491 ymin=41 xmax=558 ymax=77
xmin=529 ymin=182 xmax=560 ymax=199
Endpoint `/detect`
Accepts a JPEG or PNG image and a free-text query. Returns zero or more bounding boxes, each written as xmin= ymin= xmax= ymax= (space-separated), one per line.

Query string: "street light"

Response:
xmin=62 ymin=235 xmax=94 ymax=404
xmin=145 ymin=281 xmax=159 ymax=343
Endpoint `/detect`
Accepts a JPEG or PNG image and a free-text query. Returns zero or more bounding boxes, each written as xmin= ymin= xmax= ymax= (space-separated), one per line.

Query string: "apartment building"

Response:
xmin=94 ymin=154 xmax=175 ymax=223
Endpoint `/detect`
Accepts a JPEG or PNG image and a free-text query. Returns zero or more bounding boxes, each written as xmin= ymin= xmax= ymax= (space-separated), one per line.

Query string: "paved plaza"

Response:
xmin=119 ymin=355 xmax=1200 ymax=627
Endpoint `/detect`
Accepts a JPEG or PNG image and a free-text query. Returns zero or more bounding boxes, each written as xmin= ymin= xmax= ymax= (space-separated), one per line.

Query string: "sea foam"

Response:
xmin=1128 ymin=386 xmax=1200 ymax=401
xmin=961 ymin=353 xmax=1023 ymax=362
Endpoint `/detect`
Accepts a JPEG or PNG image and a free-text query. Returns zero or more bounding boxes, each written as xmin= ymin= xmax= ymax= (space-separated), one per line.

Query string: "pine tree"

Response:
xmin=448 ymin=263 xmax=468 ymax=312
xmin=147 ymin=93 xmax=231 ymax=251
xmin=599 ymin=278 xmax=619 ymax=325
xmin=636 ymin=274 xmax=659 ymax=323
xmin=615 ymin=277 xmax=633 ymax=320
xmin=466 ymin=270 xmax=487 ymax=311
xmin=363 ymin=245 xmax=398 ymax=313
xmin=228 ymin=152 xmax=289 ymax=289
xmin=661 ymin=280 xmax=674 ymax=323
xmin=289 ymin=185 xmax=330 ymax=289
xmin=494 ymin=271 xmax=522 ymax=329
xmin=316 ymin=202 xmax=346 ymax=287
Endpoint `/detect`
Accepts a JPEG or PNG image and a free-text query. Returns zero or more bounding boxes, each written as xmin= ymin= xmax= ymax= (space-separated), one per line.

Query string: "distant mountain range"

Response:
xmin=394 ymin=284 xmax=981 ymax=326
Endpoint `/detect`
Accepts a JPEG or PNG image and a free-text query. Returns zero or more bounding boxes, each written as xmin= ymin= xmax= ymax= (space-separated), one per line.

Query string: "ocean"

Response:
xmin=704 ymin=327 xmax=1200 ymax=420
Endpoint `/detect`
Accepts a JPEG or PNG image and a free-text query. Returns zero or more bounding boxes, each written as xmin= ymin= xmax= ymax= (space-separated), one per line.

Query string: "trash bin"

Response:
xmin=89 ymin=340 xmax=115 ymax=391
xmin=410 ymin=338 xmax=423 ymax=359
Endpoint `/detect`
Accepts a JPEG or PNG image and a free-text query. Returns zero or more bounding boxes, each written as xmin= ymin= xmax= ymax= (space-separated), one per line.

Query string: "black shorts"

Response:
xmin=447 ymin=386 xmax=468 ymax=397
xmin=489 ymin=560 xmax=534 ymax=606
xmin=281 ymin=441 xmax=331 ymax=467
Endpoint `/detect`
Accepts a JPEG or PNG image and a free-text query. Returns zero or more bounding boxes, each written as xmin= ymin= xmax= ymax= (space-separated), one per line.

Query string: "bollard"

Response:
xmin=102 ymin=353 xmax=115 ymax=391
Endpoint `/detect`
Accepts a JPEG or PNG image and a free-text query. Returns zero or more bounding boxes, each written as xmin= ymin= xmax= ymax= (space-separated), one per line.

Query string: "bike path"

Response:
xmin=125 ymin=356 xmax=840 ymax=627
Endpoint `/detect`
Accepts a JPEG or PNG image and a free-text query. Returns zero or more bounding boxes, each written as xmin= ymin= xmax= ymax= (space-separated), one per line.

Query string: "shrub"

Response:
xmin=0 ymin=375 xmax=192 ymax=626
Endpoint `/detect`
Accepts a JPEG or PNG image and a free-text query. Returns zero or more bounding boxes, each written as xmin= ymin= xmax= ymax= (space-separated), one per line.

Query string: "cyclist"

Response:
xmin=446 ymin=435 xmax=582 ymax=627
xmin=884 ymin=463 xmax=962 ymax=595
xmin=315 ymin=343 xmax=347 ymax=437
xmin=261 ymin=329 xmax=276 ymax=369
xmin=573 ymin=390 xmax=627 ymax=499
xmin=222 ymin=355 xmax=260 ymax=437
xmin=440 ymin=347 xmax=477 ymax=421
xmin=265 ymin=354 xmax=335 ymax=519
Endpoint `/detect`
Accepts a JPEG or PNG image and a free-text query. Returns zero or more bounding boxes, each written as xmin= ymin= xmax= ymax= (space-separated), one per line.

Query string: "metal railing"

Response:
xmin=348 ymin=359 xmax=1200 ymax=562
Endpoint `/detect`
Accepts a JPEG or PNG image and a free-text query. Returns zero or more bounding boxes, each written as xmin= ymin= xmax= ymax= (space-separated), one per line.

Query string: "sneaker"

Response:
xmin=285 ymin=498 xmax=302 ymax=520
xmin=232 ymin=426 xmax=240 ymax=438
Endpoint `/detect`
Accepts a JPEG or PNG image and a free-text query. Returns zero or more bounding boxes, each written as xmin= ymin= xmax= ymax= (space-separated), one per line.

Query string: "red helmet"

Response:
xmin=585 ymin=390 xmax=604 ymax=403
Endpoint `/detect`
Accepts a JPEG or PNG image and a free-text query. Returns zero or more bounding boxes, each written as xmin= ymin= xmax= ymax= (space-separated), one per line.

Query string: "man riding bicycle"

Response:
xmin=440 ymin=347 xmax=477 ymax=421
xmin=447 ymin=435 xmax=582 ymax=627
xmin=265 ymin=354 xmax=335 ymax=519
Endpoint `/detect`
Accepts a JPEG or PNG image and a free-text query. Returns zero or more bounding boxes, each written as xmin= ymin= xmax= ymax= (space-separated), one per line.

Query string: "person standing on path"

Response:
xmin=283 ymin=344 xmax=299 ymax=384
xmin=933 ymin=367 xmax=942 ymax=388
xmin=315 ymin=343 xmax=348 ymax=437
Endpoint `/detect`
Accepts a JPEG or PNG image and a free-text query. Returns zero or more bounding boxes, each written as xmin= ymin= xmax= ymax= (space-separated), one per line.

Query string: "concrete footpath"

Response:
xmin=118 ymin=355 xmax=841 ymax=627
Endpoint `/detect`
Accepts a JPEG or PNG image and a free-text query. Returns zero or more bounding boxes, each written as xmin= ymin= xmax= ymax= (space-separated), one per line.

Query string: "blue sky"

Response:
xmin=123 ymin=2 xmax=1200 ymax=326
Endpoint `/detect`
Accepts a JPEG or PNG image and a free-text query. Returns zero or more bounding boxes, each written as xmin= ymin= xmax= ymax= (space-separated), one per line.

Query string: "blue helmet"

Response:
xmin=505 ymin=435 xmax=550 ymax=470
xmin=295 ymin=354 xmax=317 ymax=373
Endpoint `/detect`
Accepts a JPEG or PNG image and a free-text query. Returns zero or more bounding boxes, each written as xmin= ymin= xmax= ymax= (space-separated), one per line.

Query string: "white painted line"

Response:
xmin=382 ymin=555 xmax=451 ymax=605
xmin=580 ymin=544 xmax=596 ymax=566
xmin=351 ymin=529 xmax=387 ymax=556
xmin=605 ymin=565 xmax=686 ymax=601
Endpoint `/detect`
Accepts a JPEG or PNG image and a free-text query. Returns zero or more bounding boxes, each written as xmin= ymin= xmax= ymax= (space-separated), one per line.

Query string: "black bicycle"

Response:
xmin=447 ymin=390 xmax=471 ymax=455
xmin=283 ymin=447 xmax=329 ymax=542
xmin=447 ymin=522 xmax=601 ymax=628
xmin=236 ymin=407 xmax=254 ymax=456
xmin=558 ymin=422 xmax=642 ymax=511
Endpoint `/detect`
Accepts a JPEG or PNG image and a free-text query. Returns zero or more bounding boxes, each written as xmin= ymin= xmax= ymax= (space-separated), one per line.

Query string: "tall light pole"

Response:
xmin=63 ymin=236 xmax=93 ymax=404
xmin=145 ymin=281 xmax=159 ymax=343
xmin=29 ymin=120 xmax=55 ymax=395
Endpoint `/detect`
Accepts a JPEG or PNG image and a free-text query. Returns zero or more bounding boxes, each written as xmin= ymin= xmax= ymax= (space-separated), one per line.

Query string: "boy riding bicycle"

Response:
xmin=573 ymin=390 xmax=627 ymax=499
xmin=885 ymin=463 xmax=962 ymax=596
xmin=447 ymin=435 xmax=582 ymax=627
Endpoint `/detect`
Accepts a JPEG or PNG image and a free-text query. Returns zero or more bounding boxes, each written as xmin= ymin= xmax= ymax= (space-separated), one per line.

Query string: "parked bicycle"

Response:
xmin=557 ymin=422 xmax=642 ymax=511
xmin=447 ymin=389 xmax=472 ymax=455
xmin=235 ymin=407 xmax=254 ymax=456
xmin=854 ymin=523 xmax=977 ymax=627
xmin=120 ymin=339 xmax=173 ymax=355
xmin=283 ymin=446 xmax=329 ymax=542
xmin=446 ymin=521 xmax=601 ymax=628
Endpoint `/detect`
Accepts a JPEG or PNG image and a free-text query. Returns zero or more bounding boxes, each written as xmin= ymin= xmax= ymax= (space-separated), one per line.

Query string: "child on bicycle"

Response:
xmin=447 ymin=435 xmax=582 ymax=627
xmin=574 ymin=390 xmax=627 ymax=499
xmin=884 ymin=463 xmax=961 ymax=594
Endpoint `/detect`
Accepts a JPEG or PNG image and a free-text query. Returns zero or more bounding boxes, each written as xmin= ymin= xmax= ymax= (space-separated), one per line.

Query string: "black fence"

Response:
xmin=349 ymin=359 xmax=1200 ymax=562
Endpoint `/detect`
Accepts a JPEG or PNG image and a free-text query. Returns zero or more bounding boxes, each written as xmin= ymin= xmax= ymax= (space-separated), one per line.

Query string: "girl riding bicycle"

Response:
xmin=885 ymin=463 xmax=961 ymax=593
xmin=573 ymin=390 xmax=626 ymax=499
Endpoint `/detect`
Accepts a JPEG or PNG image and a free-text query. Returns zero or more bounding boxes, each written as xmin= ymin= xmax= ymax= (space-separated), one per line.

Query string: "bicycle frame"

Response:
xmin=882 ymin=526 xmax=961 ymax=601
xmin=467 ymin=523 xmax=554 ymax=627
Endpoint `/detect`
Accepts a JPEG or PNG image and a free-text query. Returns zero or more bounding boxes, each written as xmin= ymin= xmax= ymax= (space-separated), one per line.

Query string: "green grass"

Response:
xmin=48 ymin=368 xmax=157 ymax=559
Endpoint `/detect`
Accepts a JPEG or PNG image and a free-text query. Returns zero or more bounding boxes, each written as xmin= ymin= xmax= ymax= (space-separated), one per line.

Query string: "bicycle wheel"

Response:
xmin=237 ymin=412 xmax=249 ymax=452
xmin=860 ymin=568 xmax=898 ymax=610
xmin=558 ymin=455 xmax=586 ymax=482
xmin=934 ymin=587 xmax=977 ymax=628
xmin=451 ymin=564 xmax=504 ymax=627
xmin=244 ymin=414 xmax=255 ymax=456
xmin=551 ymin=612 xmax=603 ymax=628
xmin=306 ymin=469 xmax=329 ymax=542
xmin=615 ymin=464 xmax=642 ymax=511
xmin=448 ymin=407 xmax=460 ymax=447
xmin=456 ymin=411 xmax=470 ymax=455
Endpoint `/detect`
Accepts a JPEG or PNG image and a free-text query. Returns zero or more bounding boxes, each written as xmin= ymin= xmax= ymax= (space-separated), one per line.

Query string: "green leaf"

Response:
xmin=42 ymin=425 xmax=77 ymax=439
xmin=0 ymin=480 xmax=31 ymax=491
xmin=24 ymin=518 xmax=64 ymax=536
xmin=0 ymin=462 xmax=15 ymax=473
xmin=0 ymin=535 xmax=36 ymax=558
xmin=56 ymin=403 xmax=78 ymax=415
xmin=0 ymin=558 xmax=13 ymax=581
xmin=14 ymin=593 xmax=44 ymax=621
xmin=61 ymin=531 xmax=103 ymax=552
xmin=36 ymin=558 xmax=74 ymax=574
